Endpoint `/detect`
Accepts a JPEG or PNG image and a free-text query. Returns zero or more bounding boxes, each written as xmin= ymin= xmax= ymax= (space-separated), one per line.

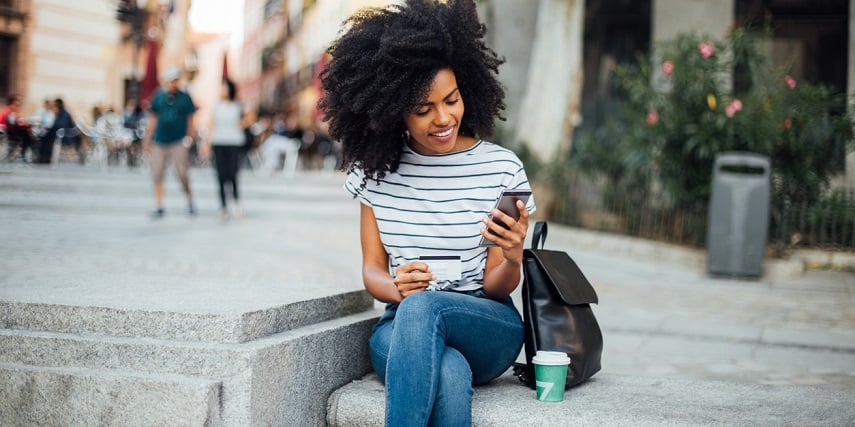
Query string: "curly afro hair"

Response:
xmin=319 ymin=0 xmax=505 ymax=188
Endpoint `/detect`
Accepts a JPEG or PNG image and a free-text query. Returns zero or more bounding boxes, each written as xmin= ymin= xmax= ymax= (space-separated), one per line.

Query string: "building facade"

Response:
xmin=239 ymin=0 xmax=398 ymax=122
xmin=0 ymin=0 xmax=29 ymax=104
xmin=0 ymin=0 xmax=193 ymax=124
xmin=1 ymin=0 xmax=122 ymax=119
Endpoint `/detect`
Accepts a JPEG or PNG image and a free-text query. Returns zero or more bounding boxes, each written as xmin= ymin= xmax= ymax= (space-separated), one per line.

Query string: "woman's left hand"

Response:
xmin=481 ymin=200 xmax=529 ymax=264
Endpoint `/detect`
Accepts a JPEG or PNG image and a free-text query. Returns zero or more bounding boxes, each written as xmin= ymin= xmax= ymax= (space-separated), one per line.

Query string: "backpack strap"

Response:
xmin=531 ymin=221 xmax=547 ymax=250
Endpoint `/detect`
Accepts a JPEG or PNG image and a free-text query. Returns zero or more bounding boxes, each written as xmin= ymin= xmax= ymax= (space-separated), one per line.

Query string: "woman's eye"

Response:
xmin=414 ymin=108 xmax=430 ymax=116
xmin=447 ymin=99 xmax=459 ymax=105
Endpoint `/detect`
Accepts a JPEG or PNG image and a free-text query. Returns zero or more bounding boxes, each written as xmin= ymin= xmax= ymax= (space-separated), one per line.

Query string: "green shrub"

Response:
xmin=571 ymin=28 xmax=854 ymax=216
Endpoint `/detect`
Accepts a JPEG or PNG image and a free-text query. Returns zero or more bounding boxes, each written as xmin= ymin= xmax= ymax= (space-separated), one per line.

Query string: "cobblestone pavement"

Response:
xmin=2 ymin=163 xmax=854 ymax=387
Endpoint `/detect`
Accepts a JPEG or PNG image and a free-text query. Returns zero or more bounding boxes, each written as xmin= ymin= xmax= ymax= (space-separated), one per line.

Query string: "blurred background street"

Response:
xmin=2 ymin=0 xmax=855 ymax=424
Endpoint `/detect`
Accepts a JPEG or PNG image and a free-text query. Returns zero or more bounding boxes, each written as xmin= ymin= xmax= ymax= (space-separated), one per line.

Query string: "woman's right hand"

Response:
xmin=393 ymin=262 xmax=435 ymax=299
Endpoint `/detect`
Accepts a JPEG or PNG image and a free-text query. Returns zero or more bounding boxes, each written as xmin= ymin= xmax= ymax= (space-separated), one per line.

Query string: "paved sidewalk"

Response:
xmin=550 ymin=227 xmax=855 ymax=386
xmin=0 ymin=164 xmax=363 ymax=315
xmin=2 ymin=163 xmax=854 ymax=390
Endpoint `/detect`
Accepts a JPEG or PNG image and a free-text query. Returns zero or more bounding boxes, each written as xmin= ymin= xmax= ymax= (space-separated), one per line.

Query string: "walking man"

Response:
xmin=143 ymin=66 xmax=197 ymax=218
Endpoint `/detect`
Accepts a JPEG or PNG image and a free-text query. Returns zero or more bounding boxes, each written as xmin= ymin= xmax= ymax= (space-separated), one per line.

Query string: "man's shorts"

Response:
xmin=150 ymin=142 xmax=189 ymax=183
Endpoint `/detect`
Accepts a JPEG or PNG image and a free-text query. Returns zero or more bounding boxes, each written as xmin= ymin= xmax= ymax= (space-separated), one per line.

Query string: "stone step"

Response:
xmin=327 ymin=372 xmax=855 ymax=426
xmin=0 ymin=362 xmax=222 ymax=426
xmin=0 ymin=167 xmax=351 ymax=218
xmin=1 ymin=290 xmax=374 ymax=343
xmin=0 ymin=166 xmax=371 ymax=346
xmin=1 ymin=309 xmax=382 ymax=426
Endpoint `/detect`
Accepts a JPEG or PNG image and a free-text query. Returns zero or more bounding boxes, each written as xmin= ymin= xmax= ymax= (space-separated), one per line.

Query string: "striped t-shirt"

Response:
xmin=344 ymin=140 xmax=536 ymax=292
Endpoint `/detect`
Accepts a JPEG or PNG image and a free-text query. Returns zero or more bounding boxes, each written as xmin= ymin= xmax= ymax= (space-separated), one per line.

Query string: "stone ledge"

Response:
xmin=0 ymin=362 xmax=222 ymax=426
xmin=0 ymin=290 xmax=374 ymax=343
xmin=0 ymin=309 xmax=383 ymax=426
xmin=328 ymin=372 xmax=855 ymax=426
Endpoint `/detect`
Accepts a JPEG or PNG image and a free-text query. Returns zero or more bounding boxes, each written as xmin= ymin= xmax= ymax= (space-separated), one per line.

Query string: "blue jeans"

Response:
xmin=369 ymin=290 xmax=523 ymax=427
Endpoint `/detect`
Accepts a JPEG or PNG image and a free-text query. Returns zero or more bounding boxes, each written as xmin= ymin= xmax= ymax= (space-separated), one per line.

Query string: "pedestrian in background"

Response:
xmin=29 ymin=99 xmax=55 ymax=160
xmin=39 ymin=98 xmax=81 ymax=164
xmin=31 ymin=98 xmax=56 ymax=133
xmin=122 ymin=98 xmax=146 ymax=167
xmin=259 ymin=113 xmax=302 ymax=176
xmin=200 ymin=79 xmax=246 ymax=221
xmin=143 ymin=66 xmax=198 ymax=219
xmin=320 ymin=0 xmax=535 ymax=425
xmin=0 ymin=93 xmax=35 ymax=162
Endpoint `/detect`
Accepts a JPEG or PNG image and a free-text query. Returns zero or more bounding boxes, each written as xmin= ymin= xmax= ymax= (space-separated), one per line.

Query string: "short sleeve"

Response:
xmin=149 ymin=91 xmax=162 ymax=113
xmin=343 ymin=168 xmax=371 ymax=205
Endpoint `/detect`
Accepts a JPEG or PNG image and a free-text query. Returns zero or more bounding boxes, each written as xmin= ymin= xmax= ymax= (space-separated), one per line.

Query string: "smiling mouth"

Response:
xmin=429 ymin=127 xmax=454 ymax=137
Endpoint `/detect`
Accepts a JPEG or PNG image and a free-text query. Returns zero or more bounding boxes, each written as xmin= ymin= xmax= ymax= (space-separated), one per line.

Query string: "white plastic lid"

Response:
xmin=532 ymin=350 xmax=571 ymax=366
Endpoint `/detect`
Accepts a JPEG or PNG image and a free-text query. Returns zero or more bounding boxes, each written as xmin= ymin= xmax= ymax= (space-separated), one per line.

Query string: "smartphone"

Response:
xmin=479 ymin=189 xmax=532 ymax=247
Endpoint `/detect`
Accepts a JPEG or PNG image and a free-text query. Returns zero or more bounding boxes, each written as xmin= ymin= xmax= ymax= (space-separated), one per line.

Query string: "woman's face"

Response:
xmin=404 ymin=68 xmax=470 ymax=155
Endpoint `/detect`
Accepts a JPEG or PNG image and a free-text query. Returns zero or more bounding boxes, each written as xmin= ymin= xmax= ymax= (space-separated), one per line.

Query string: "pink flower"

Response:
xmin=646 ymin=111 xmax=659 ymax=125
xmin=662 ymin=60 xmax=674 ymax=77
xmin=784 ymin=75 xmax=797 ymax=89
xmin=725 ymin=99 xmax=743 ymax=118
xmin=698 ymin=42 xmax=714 ymax=59
xmin=783 ymin=118 xmax=792 ymax=130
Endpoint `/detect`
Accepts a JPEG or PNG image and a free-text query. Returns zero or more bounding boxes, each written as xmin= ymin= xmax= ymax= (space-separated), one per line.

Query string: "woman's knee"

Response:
xmin=396 ymin=292 xmax=444 ymax=321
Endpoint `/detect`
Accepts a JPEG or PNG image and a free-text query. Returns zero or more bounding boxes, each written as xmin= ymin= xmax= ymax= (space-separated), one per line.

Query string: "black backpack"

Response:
xmin=514 ymin=222 xmax=603 ymax=389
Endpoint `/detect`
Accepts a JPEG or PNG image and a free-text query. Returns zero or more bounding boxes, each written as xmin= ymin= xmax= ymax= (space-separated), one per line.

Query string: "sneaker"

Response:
xmin=232 ymin=204 xmax=244 ymax=219
xmin=150 ymin=208 xmax=165 ymax=219
xmin=219 ymin=209 xmax=230 ymax=222
xmin=187 ymin=204 xmax=197 ymax=216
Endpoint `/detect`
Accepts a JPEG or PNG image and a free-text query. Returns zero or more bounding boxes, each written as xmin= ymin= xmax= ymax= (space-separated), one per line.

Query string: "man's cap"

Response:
xmin=163 ymin=66 xmax=182 ymax=81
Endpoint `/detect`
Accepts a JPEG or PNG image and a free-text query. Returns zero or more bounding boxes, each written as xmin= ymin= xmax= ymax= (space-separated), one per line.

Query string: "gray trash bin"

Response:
xmin=706 ymin=152 xmax=770 ymax=277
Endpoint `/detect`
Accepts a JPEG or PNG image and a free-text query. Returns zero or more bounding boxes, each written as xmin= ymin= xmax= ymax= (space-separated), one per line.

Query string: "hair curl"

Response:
xmin=319 ymin=0 xmax=505 ymax=188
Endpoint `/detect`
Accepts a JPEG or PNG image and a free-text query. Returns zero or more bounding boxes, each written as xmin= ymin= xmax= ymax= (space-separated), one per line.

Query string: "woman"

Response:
xmin=202 ymin=79 xmax=246 ymax=220
xmin=320 ymin=1 xmax=535 ymax=425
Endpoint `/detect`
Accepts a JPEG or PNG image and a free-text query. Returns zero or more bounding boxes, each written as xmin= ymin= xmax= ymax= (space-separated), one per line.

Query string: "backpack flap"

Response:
xmin=526 ymin=249 xmax=598 ymax=305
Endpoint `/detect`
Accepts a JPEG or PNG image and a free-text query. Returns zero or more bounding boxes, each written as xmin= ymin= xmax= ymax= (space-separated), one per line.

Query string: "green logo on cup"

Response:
xmin=532 ymin=351 xmax=571 ymax=402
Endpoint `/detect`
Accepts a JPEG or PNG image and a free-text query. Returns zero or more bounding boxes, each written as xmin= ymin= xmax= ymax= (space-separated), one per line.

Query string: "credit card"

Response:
xmin=418 ymin=255 xmax=462 ymax=281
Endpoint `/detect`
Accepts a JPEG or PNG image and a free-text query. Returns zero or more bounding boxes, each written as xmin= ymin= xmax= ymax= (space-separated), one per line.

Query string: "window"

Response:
xmin=579 ymin=0 xmax=652 ymax=133
xmin=0 ymin=36 xmax=16 ymax=99
xmin=735 ymin=0 xmax=849 ymax=94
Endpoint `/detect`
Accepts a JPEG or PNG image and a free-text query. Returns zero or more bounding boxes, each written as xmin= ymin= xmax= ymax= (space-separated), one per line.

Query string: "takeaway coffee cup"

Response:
xmin=532 ymin=350 xmax=571 ymax=402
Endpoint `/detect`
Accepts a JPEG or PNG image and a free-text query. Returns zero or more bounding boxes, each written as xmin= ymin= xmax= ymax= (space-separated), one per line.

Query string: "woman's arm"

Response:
xmin=360 ymin=203 xmax=434 ymax=303
xmin=481 ymin=200 xmax=530 ymax=299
